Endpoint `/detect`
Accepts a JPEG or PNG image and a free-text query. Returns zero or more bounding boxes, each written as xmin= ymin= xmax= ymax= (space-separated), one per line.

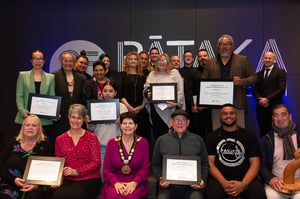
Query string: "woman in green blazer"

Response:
xmin=15 ymin=50 xmax=55 ymax=126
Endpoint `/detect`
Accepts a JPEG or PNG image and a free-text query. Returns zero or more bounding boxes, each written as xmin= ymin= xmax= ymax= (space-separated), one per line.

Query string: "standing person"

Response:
xmin=82 ymin=61 xmax=110 ymax=105
xmin=254 ymin=51 xmax=286 ymax=137
xmin=52 ymin=104 xmax=101 ymax=199
xmin=15 ymin=50 xmax=55 ymax=127
xmin=74 ymin=50 xmax=91 ymax=81
xmin=170 ymin=55 xmax=181 ymax=70
xmin=206 ymin=103 xmax=266 ymax=199
xmin=144 ymin=53 xmax=185 ymax=140
xmin=149 ymin=47 xmax=160 ymax=68
xmin=260 ymin=104 xmax=300 ymax=199
xmin=139 ymin=50 xmax=152 ymax=77
xmin=203 ymin=34 xmax=258 ymax=130
xmin=87 ymin=81 xmax=128 ymax=178
xmin=99 ymin=53 xmax=122 ymax=98
xmin=100 ymin=112 xmax=149 ymax=199
xmin=121 ymin=51 xmax=151 ymax=143
xmin=188 ymin=49 xmax=213 ymax=141
xmin=51 ymin=52 xmax=84 ymax=141
xmin=0 ymin=115 xmax=53 ymax=199
xmin=151 ymin=109 xmax=208 ymax=199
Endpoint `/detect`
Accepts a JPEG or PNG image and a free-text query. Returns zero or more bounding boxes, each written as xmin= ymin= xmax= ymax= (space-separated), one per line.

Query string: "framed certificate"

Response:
xmin=87 ymin=99 xmax=120 ymax=124
xmin=198 ymin=80 xmax=234 ymax=108
xmin=150 ymin=83 xmax=177 ymax=103
xmin=23 ymin=156 xmax=65 ymax=186
xmin=162 ymin=155 xmax=201 ymax=185
xmin=27 ymin=93 xmax=62 ymax=120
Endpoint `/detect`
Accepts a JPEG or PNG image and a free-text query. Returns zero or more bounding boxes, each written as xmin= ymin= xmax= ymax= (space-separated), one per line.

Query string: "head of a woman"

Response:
xmin=93 ymin=60 xmax=107 ymax=81
xmin=16 ymin=115 xmax=46 ymax=143
xmin=75 ymin=50 xmax=89 ymax=72
xmin=120 ymin=112 xmax=138 ymax=136
xmin=31 ymin=50 xmax=45 ymax=70
xmin=68 ymin=104 xmax=87 ymax=130
xmin=60 ymin=52 xmax=75 ymax=73
xmin=139 ymin=50 xmax=151 ymax=70
xmin=155 ymin=53 xmax=171 ymax=74
xmin=123 ymin=51 xmax=142 ymax=76
xmin=103 ymin=80 xmax=118 ymax=99
xmin=99 ymin=53 xmax=111 ymax=70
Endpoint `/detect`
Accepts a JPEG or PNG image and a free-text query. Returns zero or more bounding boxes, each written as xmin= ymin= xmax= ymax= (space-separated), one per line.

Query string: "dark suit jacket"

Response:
xmin=203 ymin=54 xmax=258 ymax=109
xmin=254 ymin=66 xmax=286 ymax=107
xmin=52 ymin=68 xmax=84 ymax=133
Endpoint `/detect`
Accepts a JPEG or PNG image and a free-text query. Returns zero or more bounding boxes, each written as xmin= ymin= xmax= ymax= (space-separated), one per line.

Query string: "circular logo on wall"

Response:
xmin=216 ymin=138 xmax=245 ymax=167
xmin=49 ymin=40 xmax=104 ymax=75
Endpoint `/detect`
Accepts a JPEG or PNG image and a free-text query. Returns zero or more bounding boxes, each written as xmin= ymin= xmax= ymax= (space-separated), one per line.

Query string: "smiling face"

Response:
xmin=128 ymin=54 xmax=138 ymax=68
xmin=103 ymin=84 xmax=117 ymax=99
xmin=31 ymin=51 xmax=45 ymax=70
xmin=218 ymin=37 xmax=234 ymax=57
xmin=61 ymin=53 xmax=75 ymax=72
xmin=170 ymin=115 xmax=190 ymax=136
xmin=101 ymin=56 xmax=111 ymax=70
xmin=183 ymin=51 xmax=194 ymax=67
xmin=23 ymin=117 xmax=40 ymax=140
xmin=75 ymin=57 xmax=88 ymax=72
xmin=197 ymin=50 xmax=209 ymax=66
xmin=69 ymin=113 xmax=84 ymax=130
xmin=220 ymin=106 xmax=237 ymax=127
xmin=139 ymin=52 xmax=149 ymax=68
xmin=120 ymin=118 xmax=137 ymax=136
xmin=170 ymin=55 xmax=180 ymax=69
xmin=93 ymin=64 xmax=106 ymax=81
xmin=272 ymin=106 xmax=291 ymax=129
xmin=263 ymin=52 xmax=275 ymax=67
xmin=157 ymin=55 xmax=168 ymax=72
xmin=150 ymin=49 xmax=159 ymax=63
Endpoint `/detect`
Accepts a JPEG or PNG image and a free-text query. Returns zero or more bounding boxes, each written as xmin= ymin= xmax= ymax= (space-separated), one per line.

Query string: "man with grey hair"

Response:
xmin=203 ymin=34 xmax=258 ymax=130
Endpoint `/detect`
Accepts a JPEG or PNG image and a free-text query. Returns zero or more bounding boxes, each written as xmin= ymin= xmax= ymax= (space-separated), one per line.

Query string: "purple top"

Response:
xmin=101 ymin=135 xmax=149 ymax=199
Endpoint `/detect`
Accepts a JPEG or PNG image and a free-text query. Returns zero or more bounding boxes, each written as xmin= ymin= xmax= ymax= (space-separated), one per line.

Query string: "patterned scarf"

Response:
xmin=273 ymin=120 xmax=296 ymax=160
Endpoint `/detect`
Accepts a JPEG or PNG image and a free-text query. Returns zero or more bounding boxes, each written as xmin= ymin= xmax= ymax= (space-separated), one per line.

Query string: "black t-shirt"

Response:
xmin=207 ymin=127 xmax=260 ymax=180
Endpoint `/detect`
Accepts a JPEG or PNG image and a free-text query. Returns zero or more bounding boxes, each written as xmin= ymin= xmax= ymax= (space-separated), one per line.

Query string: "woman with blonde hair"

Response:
xmin=144 ymin=53 xmax=185 ymax=140
xmin=0 ymin=115 xmax=53 ymax=199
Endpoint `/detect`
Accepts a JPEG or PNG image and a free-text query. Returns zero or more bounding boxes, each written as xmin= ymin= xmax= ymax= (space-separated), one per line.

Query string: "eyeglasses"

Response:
xmin=159 ymin=59 xmax=167 ymax=63
xmin=32 ymin=57 xmax=44 ymax=61
xmin=218 ymin=43 xmax=233 ymax=46
xmin=173 ymin=118 xmax=187 ymax=123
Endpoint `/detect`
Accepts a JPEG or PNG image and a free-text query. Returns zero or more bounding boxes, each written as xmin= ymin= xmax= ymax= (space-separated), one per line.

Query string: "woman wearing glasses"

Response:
xmin=144 ymin=53 xmax=185 ymax=140
xmin=15 ymin=50 xmax=55 ymax=127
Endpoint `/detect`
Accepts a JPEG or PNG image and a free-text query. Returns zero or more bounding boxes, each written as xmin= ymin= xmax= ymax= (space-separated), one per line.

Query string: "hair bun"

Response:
xmin=80 ymin=50 xmax=87 ymax=56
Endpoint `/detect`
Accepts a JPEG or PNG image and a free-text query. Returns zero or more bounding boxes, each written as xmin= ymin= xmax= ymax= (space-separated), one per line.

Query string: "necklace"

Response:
xmin=116 ymin=134 xmax=139 ymax=174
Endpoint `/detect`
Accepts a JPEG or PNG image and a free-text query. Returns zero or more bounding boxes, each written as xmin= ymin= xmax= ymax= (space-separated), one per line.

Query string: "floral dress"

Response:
xmin=0 ymin=139 xmax=53 ymax=199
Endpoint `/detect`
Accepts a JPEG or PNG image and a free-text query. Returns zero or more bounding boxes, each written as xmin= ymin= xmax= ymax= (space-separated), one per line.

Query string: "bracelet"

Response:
xmin=242 ymin=181 xmax=248 ymax=190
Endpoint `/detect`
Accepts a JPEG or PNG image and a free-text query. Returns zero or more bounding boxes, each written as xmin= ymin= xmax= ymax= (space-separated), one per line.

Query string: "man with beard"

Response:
xmin=203 ymin=34 xmax=258 ymax=130
xmin=260 ymin=104 xmax=300 ymax=198
xmin=206 ymin=103 xmax=266 ymax=199
xmin=197 ymin=49 xmax=209 ymax=76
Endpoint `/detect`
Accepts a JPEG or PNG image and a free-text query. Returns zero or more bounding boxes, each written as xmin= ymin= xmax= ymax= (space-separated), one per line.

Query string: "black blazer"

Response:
xmin=254 ymin=66 xmax=286 ymax=106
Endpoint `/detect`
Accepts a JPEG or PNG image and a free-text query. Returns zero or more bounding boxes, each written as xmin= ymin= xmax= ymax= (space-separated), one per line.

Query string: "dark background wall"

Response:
xmin=1 ymin=0 xmax=300 ymax=148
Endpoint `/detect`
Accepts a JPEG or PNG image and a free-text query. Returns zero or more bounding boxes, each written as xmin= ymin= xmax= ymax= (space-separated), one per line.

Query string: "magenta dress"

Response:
xmin=100 ymin=135 xmax=149 ymax=199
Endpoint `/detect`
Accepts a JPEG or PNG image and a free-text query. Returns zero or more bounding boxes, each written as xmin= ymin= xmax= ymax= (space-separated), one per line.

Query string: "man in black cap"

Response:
xmin=151 ymin=109 xmax=208 ymax=199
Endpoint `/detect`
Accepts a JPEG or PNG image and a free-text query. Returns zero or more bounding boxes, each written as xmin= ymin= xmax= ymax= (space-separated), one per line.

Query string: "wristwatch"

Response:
xmin=242 ymin=181 xmax=248 ymax=190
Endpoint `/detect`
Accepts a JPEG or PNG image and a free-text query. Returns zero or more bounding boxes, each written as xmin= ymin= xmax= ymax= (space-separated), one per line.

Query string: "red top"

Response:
xmin=55 ymin=130 xmax=101 ymax=181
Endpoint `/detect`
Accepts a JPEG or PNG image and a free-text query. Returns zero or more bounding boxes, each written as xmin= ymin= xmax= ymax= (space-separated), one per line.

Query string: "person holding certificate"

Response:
xmin=0 ymin=115 xmax=53 ymax=199
xmin=151 ymin=109 xmax=208 ymax=199
xmin=52 ymin=104 xmax=101 ymax=199
xmin=100 ymin=112 xmax=149 ymax=199
xmin=144 ymin=53 xmax=185 ymax=140
xmin=15 ymin=50 xmax=55 ymax=126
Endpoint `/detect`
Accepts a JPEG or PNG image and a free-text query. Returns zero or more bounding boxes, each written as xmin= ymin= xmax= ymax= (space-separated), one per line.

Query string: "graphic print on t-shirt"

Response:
xmin=216 ymin=138 xmax=245 ymax=167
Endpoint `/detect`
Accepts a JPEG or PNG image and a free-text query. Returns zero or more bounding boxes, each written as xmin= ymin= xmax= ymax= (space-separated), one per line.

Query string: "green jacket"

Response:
xmin=15 ymin=70 xmax=55 ymax=125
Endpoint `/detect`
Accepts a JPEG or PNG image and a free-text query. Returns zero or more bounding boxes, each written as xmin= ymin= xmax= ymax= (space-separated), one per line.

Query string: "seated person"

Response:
xmin=0 ymin=115 xmax=53 ymax=199
xmin=206 ymin=103 xmax=266 ymax=199
xmin=151 ymin=109 xmax=208 ymax=199
xmin=52 ymin=104 xmax=101 ymax=199
xmin=260 ymin=104 xmax=300 ymax=199
xmin=100 ymin=112 xmax=149 ymax=199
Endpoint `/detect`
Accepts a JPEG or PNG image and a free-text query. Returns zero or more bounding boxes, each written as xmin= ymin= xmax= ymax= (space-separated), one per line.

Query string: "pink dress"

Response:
xmin=100 ymin=135 xmax=149 ymax=199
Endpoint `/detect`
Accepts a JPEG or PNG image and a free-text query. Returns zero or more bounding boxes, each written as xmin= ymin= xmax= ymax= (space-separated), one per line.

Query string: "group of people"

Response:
xmin=0 ymin=33 xmax=294 ymax=199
